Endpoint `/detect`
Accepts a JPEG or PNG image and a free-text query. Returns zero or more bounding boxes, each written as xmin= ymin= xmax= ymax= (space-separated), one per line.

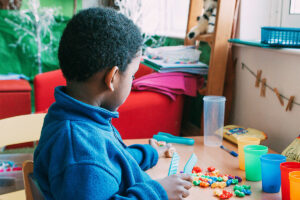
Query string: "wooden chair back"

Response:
xmin=22 ymin=160 xmax=45 ymax=200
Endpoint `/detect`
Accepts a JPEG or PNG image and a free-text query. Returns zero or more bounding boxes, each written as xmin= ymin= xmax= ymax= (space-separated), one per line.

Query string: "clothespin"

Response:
xmin=241 ymin=63 xmax=245 ymax=69
xmin=260 ymin=78 xmax=266 ymax=97
xmin=273 ymin=88 xmax=284 ymax=106
xmin=255 ymin=70 xmax=262 ymax=88
xmin=286 ymin=96 xmax=295 ymax=111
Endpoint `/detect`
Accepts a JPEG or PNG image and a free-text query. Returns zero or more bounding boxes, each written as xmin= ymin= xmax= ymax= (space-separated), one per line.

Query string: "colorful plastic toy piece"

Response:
xmin=183 ymin=153 xmax=198 ymax=174
xmin=231 ymin=179 xmax=239 ymax=185
xmin=234 ymin=185 xmax=243 ymax=191
xmin=222 ymin=176 xmax=228 ymax=182
xmin=243 ymin=189 xmax=252 ymax=195
xmin=214 ymin=190 xmax=223 ymax=197
xmin=193 ymin=180 xmax=201 ymax=186
xmin=211 ymin=182 xmax=219 ymax=188
xmin=242 ymin=185 xmax=251 ymax=190
xmin=217 ymin=177 xmax=223 ymax=182
xmin=215 ymin=190 xmax=233 ymax=199
xmin=207 ymin=166 xmax=215 ymax=172
xmin=226 ymin=179 xmax=232 ymax=186
xmin=234 ymin=190 xmax=245 ymax=197
xmin=211 ymin=181 xmax=227 ymax=188
xmin=234 ymin=184 xmax=252 ymax=197
xmin=192 ymin=166 xmax=202 ymax=173
xmin=235 ymin=176 xmax=242 ymax=183
xmin=199 ymin=181 xmax=210 ymax=187
xmin=168 ymin=152 xmax=180 ymax=176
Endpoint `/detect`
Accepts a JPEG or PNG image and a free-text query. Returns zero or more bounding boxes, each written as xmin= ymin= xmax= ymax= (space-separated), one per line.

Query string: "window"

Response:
xmin=112 ymin=0 xmax=190 ymax=39
xmin=140 ymin=0 xmax=189 ymax=38
xmin=281 ymin=0 xmax=300 ymax=27
xmin=290 ymin=0 xmax=300 ymax=14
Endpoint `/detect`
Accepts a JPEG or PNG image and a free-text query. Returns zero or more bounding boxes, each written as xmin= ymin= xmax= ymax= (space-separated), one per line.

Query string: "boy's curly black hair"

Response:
xmin=58 ymin=7 xmax=143 ymax=82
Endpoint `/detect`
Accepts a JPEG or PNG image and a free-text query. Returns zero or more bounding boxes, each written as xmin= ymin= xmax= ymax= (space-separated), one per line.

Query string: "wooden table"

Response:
xmin=126 ymin=137 xmax=281 ymax=200
xmin=0 ymin=136 xmax=281 ymax=200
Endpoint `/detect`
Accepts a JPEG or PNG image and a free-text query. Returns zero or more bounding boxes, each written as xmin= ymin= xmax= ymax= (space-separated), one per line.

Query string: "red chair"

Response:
xmin=0 ymin=79 xmax=32 ymax=119
xmin=34 ymin=69 xmax=66 ymax=113
xmin=33 ymin=64 xmax=184 ymax=138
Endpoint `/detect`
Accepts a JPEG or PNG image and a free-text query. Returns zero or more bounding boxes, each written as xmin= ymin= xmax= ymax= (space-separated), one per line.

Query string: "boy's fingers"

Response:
xmin=181 ymin=188 xmax=190 ymax=198
xmin=179 ymin=173 xmax=193 ymax=182
xmin=182 ymin=180 xmax=193 ymax=190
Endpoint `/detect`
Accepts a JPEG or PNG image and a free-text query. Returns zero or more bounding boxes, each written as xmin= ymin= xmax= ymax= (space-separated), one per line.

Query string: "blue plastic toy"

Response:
xmin=168 ymin=153 xmax=198 ymax=176
xmin=168 ymin=152 xmax=180 ymax=176
xmin=183 ymin=153 xmax=198 ymax=174
xmin=153 ymin=132 xmax=195 ymax=145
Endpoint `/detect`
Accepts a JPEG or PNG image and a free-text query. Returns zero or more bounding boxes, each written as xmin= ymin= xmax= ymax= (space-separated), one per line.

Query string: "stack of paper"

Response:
xmin=143 ymin=57 xmax=208 ymax=75
xmin=143 ymin=45 xmax=208 ymax=75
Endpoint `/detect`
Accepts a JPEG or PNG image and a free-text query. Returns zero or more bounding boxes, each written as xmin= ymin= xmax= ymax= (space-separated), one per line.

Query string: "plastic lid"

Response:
xmin=203 ymin=96 xmax=226 ymax=102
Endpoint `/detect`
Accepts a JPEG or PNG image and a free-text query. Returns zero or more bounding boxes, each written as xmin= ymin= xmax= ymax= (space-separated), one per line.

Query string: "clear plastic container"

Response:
xmin=0 ymin=153 xmax=33 ymax=195
xmin=203 ymin=96 xmax=226 ymax=146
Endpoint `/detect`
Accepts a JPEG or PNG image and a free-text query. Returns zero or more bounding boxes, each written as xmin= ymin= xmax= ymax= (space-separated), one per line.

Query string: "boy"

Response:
xmin=34 ymin=7 xmax=192 ymax=200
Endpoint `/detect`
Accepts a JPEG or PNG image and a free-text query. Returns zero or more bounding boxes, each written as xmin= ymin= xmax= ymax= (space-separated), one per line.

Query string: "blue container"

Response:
xmin=260 ymin=154 xmax=286 ymax=193
xmin=261 ymin=27 xmax=300 ymax=47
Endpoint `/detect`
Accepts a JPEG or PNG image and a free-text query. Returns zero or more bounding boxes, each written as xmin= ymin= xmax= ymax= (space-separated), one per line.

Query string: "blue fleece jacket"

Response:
xmin=33 ymin=86 xmax=168 ymax=200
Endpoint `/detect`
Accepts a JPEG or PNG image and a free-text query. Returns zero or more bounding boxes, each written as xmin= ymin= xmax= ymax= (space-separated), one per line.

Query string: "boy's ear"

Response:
xmin=104 ymin=66 xmax=119 ymax=91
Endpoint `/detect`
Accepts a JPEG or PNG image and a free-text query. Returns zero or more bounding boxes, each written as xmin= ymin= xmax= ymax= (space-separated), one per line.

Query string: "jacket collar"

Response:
xmin=50 ymin=86 xmax=119 ymax=127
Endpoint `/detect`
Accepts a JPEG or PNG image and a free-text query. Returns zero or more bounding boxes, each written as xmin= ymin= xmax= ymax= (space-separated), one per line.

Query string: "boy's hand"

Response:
xmin=149 ymin=139 xmax=175 ymax=157
xmin=157 ymin=174 xmax=193 ymax=200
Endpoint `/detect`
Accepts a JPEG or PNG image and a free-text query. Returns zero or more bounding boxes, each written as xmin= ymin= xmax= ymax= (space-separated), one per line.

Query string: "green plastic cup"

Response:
xmin=244 ymin=145 xmax=268 ymax=181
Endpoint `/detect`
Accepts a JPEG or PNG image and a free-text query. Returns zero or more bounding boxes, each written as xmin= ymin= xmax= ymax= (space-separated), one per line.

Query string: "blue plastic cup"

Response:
xmin=260 ymin=154 xmax=286 ymax=193
xmin=203 ymin=96 xmax=226 ymax=147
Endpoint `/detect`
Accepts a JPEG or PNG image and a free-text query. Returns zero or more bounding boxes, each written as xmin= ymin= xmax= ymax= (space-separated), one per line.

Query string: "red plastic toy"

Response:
xmin=192 ymin=166 xmax=202 ymax=173
xmin=207 ymin=166 xmax=215 ymax=172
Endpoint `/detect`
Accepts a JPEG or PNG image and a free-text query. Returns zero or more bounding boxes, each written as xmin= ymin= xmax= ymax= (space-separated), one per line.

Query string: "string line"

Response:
xmin=241 ymin=62 xmax=300 ymax=106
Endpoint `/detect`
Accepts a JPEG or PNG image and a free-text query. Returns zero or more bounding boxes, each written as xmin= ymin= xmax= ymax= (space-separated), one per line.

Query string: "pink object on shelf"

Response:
xmin=132 ymin=72 xmax=203 ymax=100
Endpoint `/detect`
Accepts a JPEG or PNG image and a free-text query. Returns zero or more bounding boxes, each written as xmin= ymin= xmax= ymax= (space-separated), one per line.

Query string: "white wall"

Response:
xmin=232 ymin=0 xmax=300 ymax=152
xmin=237 ymin=0 xmax=281 ymax=40
xmin=232 ymin=47 xmax=300 ymax=152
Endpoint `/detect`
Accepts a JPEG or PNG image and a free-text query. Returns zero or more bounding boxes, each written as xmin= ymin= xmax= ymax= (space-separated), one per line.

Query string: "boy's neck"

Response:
xmin=65 ymin=81 xmax=104 ymax=108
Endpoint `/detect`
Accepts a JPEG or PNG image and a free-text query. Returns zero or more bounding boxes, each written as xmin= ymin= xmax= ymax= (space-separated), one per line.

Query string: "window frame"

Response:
xmin=281 ymin=0 xmax=300 ymax=27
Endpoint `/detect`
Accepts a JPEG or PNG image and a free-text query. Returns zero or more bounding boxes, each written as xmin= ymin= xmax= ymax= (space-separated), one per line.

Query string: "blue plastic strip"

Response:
xmin=183 ymin=153 xmax=198 ymax=174
xmin=168 ymin=152 xmax=180 ymax=176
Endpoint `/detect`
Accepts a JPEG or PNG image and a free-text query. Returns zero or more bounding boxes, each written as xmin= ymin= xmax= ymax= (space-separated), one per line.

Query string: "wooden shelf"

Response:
xmin=185 ymin=0 xmax=237 ymax=132
xmin=195 ymin=33 xmax=214 ymax=45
